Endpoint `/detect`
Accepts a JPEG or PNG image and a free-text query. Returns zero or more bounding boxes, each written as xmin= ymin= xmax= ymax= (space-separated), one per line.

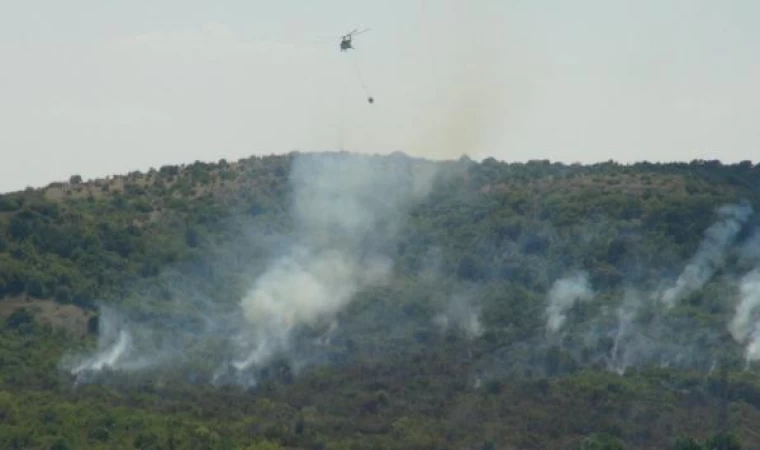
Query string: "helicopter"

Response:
xmin=320 ymin=28 xmax=374 ymax=103
xmin=339 ymin=28 xmax=370 ymax=52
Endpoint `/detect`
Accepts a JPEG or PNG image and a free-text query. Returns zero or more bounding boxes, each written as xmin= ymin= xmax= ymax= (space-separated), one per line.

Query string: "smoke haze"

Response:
xmin=59 ymin=162 xmax=760 ymax=390
xmin=659 ymin=203 xmax=753 ymax=308
xmin=231 ymin=154 xmax=438 ymax=374
xmin=545 ymin=272 xmax=594 ymax=336
xmin=63 ymin=153 xmax=444 ymax=386
xmin=730 ymin=269 xmax=760 ymax=364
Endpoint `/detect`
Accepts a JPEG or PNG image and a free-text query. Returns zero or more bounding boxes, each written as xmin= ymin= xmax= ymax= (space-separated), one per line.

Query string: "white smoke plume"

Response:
xmin=728 ymin=268 xmax=760 ymax=364
xmin=545 ymin=272 xmax=594 ymax=336
xmin=433 ymin=291 xmax=483 ymax=340
xmin=62 ymin=307 xmax=144 ymax=382
xmin=231 ymin=247 xmax=392 ymax=372
xmin=606 ymin=289 xmax=646 ymax=375
xmin=73 ymin=331 xmax=132 ymax=375
xmin=660 ymin=202 xmax=753 ymax=309
xmin=230 ymin=153 xmax=439 ymax=375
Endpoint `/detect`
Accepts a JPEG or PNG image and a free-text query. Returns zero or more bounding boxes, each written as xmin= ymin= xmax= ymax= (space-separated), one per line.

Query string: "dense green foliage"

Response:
xmin=2 ymin=153 xmax=760 ymax=449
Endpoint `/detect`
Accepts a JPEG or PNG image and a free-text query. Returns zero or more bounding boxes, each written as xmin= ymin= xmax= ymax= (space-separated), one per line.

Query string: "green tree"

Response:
xmin=706 ymin=433 xmax=742 ymax=450
xmin=673 ymin=437 xmax=703 ymax=450
xmin=581 ymin=433 xmax=625 ymax=450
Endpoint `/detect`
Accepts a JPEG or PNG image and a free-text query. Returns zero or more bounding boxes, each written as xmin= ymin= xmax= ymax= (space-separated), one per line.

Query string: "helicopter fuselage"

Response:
xmin=340 ymin=37 xmax=353 ymax=51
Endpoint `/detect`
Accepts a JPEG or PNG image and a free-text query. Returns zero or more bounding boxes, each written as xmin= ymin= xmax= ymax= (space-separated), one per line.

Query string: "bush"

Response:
xmin=0 ymin=196 xmax=20 ymax=212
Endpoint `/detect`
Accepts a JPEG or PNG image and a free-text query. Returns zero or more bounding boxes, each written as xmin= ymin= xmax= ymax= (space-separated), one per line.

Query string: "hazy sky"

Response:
xmin=2 ymin=0 xmax=759 ymax=192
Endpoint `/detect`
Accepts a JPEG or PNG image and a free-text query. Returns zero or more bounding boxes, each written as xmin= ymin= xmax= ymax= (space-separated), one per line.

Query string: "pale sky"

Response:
xmin=1 ymin=0 xmax=759 ymax=193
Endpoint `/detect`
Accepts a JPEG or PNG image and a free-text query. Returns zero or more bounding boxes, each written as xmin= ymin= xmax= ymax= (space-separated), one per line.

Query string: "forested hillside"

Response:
xmin=2 ymin=152 xmax=760 ymax=450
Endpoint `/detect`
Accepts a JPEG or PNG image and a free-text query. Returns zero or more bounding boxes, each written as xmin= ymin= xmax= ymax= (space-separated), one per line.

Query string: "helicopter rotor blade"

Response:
xmin=343 ymin=28 xmax=370 ymax=38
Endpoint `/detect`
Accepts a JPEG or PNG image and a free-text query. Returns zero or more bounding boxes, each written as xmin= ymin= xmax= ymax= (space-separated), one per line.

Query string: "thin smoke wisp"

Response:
xmin=545 ymin=272 xmax=594 ymax=336
xmin=660 ymin=203 xmax=752 ymax=308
